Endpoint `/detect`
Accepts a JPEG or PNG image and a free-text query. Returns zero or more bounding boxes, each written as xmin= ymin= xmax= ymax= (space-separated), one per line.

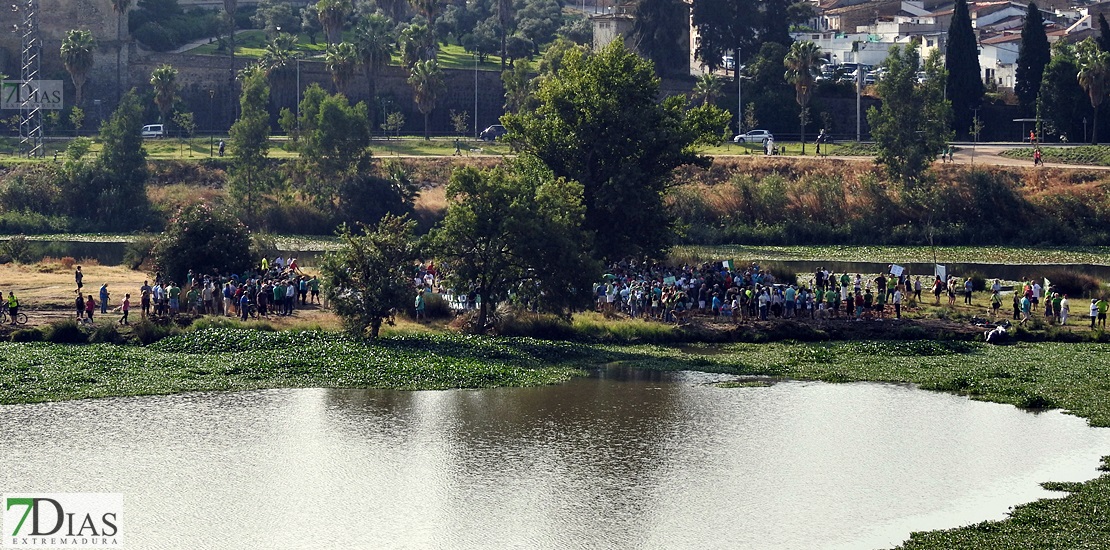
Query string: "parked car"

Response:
xmin=733 ymin=130 xmax=773 ymax=144
xmin=141 ymin=124 xmax=165 ymax=138
xmin=480 ymin=124 xmax=506 ymax=141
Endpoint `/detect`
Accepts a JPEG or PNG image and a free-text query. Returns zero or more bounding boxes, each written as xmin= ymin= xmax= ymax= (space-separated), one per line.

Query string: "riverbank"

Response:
xmin=2 ymin=329 xmax=1109 ymax=548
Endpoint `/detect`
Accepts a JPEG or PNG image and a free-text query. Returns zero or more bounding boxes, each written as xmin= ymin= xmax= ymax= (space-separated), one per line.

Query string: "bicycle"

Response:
xmin=8 ymin=310 xmax=27 ymax=325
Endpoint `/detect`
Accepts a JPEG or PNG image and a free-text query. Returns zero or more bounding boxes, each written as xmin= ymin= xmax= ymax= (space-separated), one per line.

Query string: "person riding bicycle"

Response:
xmin=7 ymin=291 xmax=18 ymax=325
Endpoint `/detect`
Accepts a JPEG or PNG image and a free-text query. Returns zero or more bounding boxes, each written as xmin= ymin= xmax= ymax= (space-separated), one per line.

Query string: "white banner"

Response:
xmin=1 ymin=80 xmax=64 ymax=110
xmin=935 ymin=264 xmax=946 ymax=281
xmin=890 ymin=264 xmax=905 ymax=277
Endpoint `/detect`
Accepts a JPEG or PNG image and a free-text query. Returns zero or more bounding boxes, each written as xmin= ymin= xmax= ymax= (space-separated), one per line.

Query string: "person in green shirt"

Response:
xmin=168 ymin=283 xmax=181 ymax=316
xmin=990 ymin=290 xmax=1002 ymax=319
xmin=310 ymin=277 xmax=320 ymax=304
xmin=187 ymin=287 xmax=200 ymax=315
xmin=1097 ymin=298 xmax=1109 ymax=329
xmin=7 ymin=291 xmax=18 ymax=324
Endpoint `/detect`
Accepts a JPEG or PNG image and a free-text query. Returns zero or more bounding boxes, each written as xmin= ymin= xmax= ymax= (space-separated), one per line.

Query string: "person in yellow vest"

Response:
xmin=7 ymin=291 xmax=18 ymax=324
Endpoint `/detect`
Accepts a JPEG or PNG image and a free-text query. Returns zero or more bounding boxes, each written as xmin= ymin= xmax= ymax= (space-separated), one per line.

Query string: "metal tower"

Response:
xmin=16 ymin=0 xmax=44 ymax=157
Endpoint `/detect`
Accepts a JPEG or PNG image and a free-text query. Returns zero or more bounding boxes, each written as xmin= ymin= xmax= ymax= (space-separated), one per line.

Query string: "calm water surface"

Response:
xmin=2 ymin=370 xmax=1108 ymax=550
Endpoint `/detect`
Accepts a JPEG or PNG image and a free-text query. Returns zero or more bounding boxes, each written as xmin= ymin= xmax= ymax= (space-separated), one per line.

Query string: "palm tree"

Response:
xmin=784 ymin=40 xmax=822 ymax=153
xmin=109 ymin=0 xmax=132 ymax=102
xmin=355 ymin=13 xmax=395 ymax=129
xmin=408 ymin=59 xmax=445 ymax=140
xmin=496 ymin=0 xmax=513 ymax=71
xmin=224 ymin=0 xmax=238 ymax=122
xmin=60 ymin=29 xmax=96 ymax=107
xmin=258 ymin=33 xmax=298 ymax=110
xmin=325 ymin=41 xmax=358 ymax=95
xmin=399 ymin=22 xmax=434 ymax=68
xmin=317 ymin=0 xmax=353 ymax=46
xmin=1077 ymin=38 xmax=1110 ymax=144
xmin=150 ymin=64 xmax=179 ymax=124
xmin=411 ymin=0 xmax=442 ymax=27
xmin=692 ymin=73 xmax=723 ymax=106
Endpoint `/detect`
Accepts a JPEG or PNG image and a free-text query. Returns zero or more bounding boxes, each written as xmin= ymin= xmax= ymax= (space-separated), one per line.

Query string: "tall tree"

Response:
xmin=60 ymin=30 xmax=96 ymax=108
xmin=501 ymin=61 xmax=533 ymax=113
xmin=496 ymin=0 xmax=514 ymax=71
xmin=320 ymin=215 xmax=419 ymax=338
xmin=258 ymin=32 xmax=298 ymax=110
xmin=691 ymin=0 xmax=801 ymax=71
xmin=399 ymin=22 xmax=435 ymax=68
xmin=1015 ymin=2 xmax=1050 ymax=113
xmin=109 ymin=0 xmax=132 ymax=103
xmin=408 ymin=59 xmax=445 ymax=140
xmin=945 ymin=0 xmax=983 ymax=137
xmin=631 ymin=0 xmax=688 ymax=76
xmin=317 ymin=0 xmax=353 ymax=46
xmin=1039 ymin=42 xmax=1089 ymax=142
xmin=325 ymin=41 xmax=359 ymax=95
xmin=784 ymin=40 xmax=821 ymax=153
xmin=502 ymin=41 xmax=720 ymax=261
xmin=1077 ymin=38 xmax=1110 ymax=144
xmin=432 ymin=158 xmax=599 ymax=332
xmin=355 ymin=13 xmax=395 ymax=130
xmin=1099 ymin=13 xmax=1110 ymax=53
xmin=83 ymin=90 xmax=149 ymax=230
xmin=868 ymin=45 xmax=951 ymax=184
xmin=150 ymin=64 xmax=178 ymax=124
xmin=229 ymin=66 xmax=272 ymax=221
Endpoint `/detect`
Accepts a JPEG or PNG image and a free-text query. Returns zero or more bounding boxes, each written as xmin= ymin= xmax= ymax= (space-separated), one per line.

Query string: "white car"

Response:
xmin=733 ymin=130 xmax=773 ymax=144
xmin=141 ymin=124 xmax=165 ymax=138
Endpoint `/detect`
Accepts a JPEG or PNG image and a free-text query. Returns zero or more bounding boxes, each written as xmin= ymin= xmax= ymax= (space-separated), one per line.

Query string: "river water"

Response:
xmin=1 ymin=370 xmax=1108 ymax=549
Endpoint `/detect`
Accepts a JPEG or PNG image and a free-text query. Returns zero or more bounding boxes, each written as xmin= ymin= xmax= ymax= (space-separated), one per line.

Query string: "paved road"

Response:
xmin=720 ymin=144 xmax=1110 ymax=171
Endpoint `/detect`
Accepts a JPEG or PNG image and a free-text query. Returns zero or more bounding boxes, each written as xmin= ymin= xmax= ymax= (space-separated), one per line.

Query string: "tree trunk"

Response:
xmin=1093 ymin=104 xmax=1101 ymax=145
xmin=370 ymin=317 xmax=382 ymax=338
xmin=476 ymin=299 xmax=487 ymax=334
xmin=424 ymin=111 xmax=430 ymax=140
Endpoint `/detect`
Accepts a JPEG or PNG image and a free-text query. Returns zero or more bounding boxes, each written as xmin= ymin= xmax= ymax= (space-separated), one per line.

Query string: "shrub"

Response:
xmin=965 ymin=271 xmax=987 ymax=291
xmin=153 ymin=203 xmax=254 ymax=283
xmin=422 ymin=293 xmax=452 ymax=319
xmin=132 ymin=319 xmax=181 ymax=345
xmin=123 ymin=235 xmax=158 ymax=270
xmin=498 ymin=311 xmax=579 ymax=340
xmin=3 ymin=235 xmax=34 ymax=263
xmin=89 ymin=323 xmax=125 ymax=344
xmin=1040 ymin=268 xmax=1103 ymax=299
xmin=45 ymin=319 xmax=87 ymax=344
xmin=9 ymin=327 xmax=44 ymax=342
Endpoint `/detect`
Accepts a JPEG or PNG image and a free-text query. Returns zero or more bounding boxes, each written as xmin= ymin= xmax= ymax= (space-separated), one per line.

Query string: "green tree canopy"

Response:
xmin=325 ymin=41 xmax=358 ymax=95
xmin=154 ymin=203 xmax=254 ymax=285
xmin=316 ymin=0 xmax=352 ymax=46
xmin=691 ymin=0 xmax=799 ymax=71
xmin=432 ymin=157 xmax=599 ymax=331
xmin=76 ymin=90 xmax=150 ymax=231
xmin=1038 ymin=42 xmax=1089 ymax=142
xmin=60 ymin=29 xmax=96 ymax=107
xmin=1077 ymin=37 xmax=1110 ymax=144
xmin=632 ymin=0 xmax=689 ymax=75
xmin=867 ymin=45 xmax=952 ymax=184
xmin=502 ymin=40 xmax=716 ymax=261
xmin=229 ymin=66 xmax=272 ymax=221
xmin=319 ymin=215 xmax=419 ymax=338
xmin=945 ymin=0 xmax=983 ymax=137
xmin=784 ymin=40 xmax=821 ymax=151
xmin=296 ymin=83 xmax=372 ymax=203
xmin=150 ymin=64 xmax=178 ymax=124
xmin=408 ymin=59 xmax=445 ymax=140
xmin=1015 ymin=2 xmax=1050 ymax=113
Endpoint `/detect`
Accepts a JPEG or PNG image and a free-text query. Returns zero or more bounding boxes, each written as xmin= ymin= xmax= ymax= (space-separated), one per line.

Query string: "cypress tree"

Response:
xmin=945 ymin=0 xmax=983 ymax=137
xmin=1015 ymin=2 xmax=1050 ymax=113
xmin=1099 ymin=13 xmax=1110 ymax=52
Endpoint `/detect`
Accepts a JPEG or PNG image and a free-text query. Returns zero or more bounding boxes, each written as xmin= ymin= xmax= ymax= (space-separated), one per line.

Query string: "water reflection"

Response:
xmin=1 ymin=375 xmax=1108 ymax=549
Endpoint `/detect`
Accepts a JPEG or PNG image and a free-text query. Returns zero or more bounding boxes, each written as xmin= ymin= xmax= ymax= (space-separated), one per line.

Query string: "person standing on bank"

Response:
xmin=99 ymin=283 xmax=110 ymax=314
xmin=75 ymin=265 xmax=83 ymax=292
xmin=119 ymin=294 xmax=130 ymax=326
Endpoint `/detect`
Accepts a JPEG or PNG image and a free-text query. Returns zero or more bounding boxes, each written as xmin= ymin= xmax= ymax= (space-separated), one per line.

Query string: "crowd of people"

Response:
xmin=586 ymin=259 xmax=1110 ymax=330
xmin=70 ymin=257 xmax=321 ymax=325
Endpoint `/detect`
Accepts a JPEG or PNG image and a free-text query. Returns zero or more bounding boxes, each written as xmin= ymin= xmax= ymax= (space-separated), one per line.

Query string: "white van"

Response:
xmin=141 ymin=124 xmax=165 ymax=138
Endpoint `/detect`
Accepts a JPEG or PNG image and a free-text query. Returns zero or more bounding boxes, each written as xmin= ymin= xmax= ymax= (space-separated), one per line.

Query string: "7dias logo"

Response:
xmin=3 ymin=494 xmax=122 ymax=548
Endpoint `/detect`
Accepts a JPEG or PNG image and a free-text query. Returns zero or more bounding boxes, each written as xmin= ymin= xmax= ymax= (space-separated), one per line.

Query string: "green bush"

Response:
xmin=89 ymin=323 xmax=125 ymax=344
xmin=422 ymin=293 xmax=452 ymax=319
xmin=45 ymin=319 xmax=87 ymax=344
xmin=132 ymin=319 xmax=181 ymax=345
xmin=9 ymin=327 xmax=44 ymax=342
xmin=123 ymin=235 xmax=158 ymax=270
xmin=1041 ymin=268 xmax=1103 ymax=299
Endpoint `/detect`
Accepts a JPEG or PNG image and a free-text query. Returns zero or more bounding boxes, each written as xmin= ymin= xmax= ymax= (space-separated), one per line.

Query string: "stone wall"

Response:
xmin=129 ymin=52 xmax=510 ymax=135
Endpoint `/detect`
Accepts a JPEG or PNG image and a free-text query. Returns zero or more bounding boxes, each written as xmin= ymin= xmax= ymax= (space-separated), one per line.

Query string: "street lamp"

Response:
xmin=209 ymin=89 xmax=215 ymax=156
xmin=474 ymin=52 xmax=479 ymax=140
xmin=1083 ymin=117 xmax=1088 ymax=143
